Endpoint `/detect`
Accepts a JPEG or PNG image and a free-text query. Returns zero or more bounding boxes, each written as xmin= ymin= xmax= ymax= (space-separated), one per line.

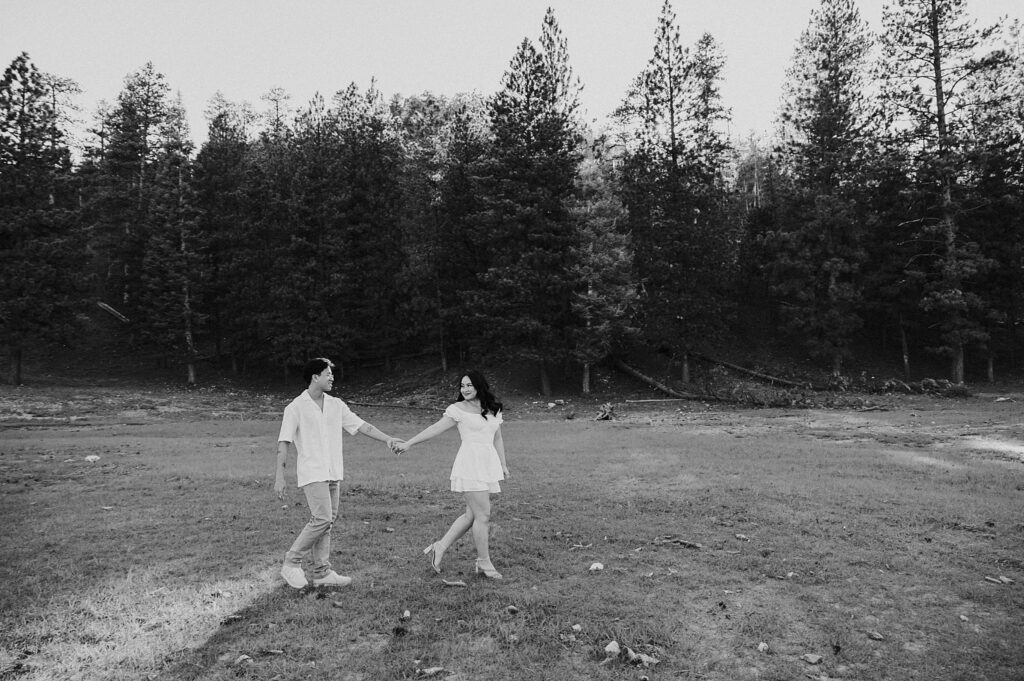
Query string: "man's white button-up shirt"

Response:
xmin=278 ymin=391 xmax=365 ymax=487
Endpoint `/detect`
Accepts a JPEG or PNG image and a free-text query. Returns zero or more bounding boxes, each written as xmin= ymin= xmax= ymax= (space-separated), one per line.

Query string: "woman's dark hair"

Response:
xmin=456 ymin=370 xmax=503 ymax=418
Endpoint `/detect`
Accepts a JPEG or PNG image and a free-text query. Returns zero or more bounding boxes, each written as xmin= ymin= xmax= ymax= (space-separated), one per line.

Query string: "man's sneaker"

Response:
xmin=280 ymin=565 xmax=308 ymax=589
xmin=313 ymin=570 xmax=352 ymax=588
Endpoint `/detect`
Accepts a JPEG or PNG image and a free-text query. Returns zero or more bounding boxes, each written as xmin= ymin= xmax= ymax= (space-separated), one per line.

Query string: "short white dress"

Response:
xmin=444 ymin=403 xmax=504 ymax=493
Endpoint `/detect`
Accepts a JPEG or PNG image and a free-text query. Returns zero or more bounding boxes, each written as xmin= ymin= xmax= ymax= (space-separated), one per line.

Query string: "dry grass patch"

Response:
xmin=1 ymin=387 xmax=1022 ymax=680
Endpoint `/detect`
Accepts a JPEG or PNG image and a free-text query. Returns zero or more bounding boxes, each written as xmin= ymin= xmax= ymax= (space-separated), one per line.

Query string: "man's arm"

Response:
xmin=275 ymin=441 xmax=291 ymax=499
xmin=357 ymin=422 xmax=401 ymax=453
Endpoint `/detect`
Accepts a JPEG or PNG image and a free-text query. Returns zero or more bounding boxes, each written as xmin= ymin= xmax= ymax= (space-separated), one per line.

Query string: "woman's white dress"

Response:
xmin=444 ymin=403 xmax=504 ymax=493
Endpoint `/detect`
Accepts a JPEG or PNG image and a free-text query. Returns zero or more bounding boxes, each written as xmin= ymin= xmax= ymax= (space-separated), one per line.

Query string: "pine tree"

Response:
xmin=269 ymin=93 xmax=347 ymax=367
xmin=877 ymin=0 xmax=1006 ymax=382
xmin=568 ymin=156 xmax=637 ymax=393
xmin=230 ymin=87 xmax=296 ymax=374
xmin=391 ymin=92 xmax=489 ymax=370
xmin=326 ymin=83 xmax=404 ymax=368
xmin=616 ymin=0 xmax=689 ymax=170
xmin=193 ymin=93 xmax=254 ymax=370
xmin=767 ymin=0 xmax=873 ymax=375
xmin=84 ymin=63 xmax=174 ymax=333
xmin=137 ymin=95 xmax=204 ymax=383
xmin=432 ymin=99 xmax=492 ymax=362
xmin=956 ymin=20 xmax=1024 ymax=379
xmin=474 ymin=10 xmax=584 ymax=394
xmin=614 ymin=0 xmax=735 ymax=373
xmin=0 ymin=53 xmax=83 ymax=383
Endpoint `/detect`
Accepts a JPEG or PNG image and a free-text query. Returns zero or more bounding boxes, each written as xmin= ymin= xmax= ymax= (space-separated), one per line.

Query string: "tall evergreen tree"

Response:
xmin=137 ymin=95 xmax=204 ymax=383
xmin=326 ymin=83 xmax=405 ymax=367
xmin=877 ymin=0 xmax=1006 ymax=382
xmin=232 ymin=88 xmax=296 ymax=373
xmin=473 ymin=9 xmax=584 ymax=394
xmin=241 ymin=84 xmax=405 ymax=374
xmin=956 ymin=20 xmax=1024 ymax=378
xmin=766 ymin=0 xmax=873 ymax=375
xmin=615 ymin=0 xmax=734 ymax=375
xmin=567 ymin=156 xmax=637 ymax=393
xmin=0 ymin=53 xmax=83 ymax=383
xmin=391 ymin=92 xmax=489 ymax=370
xmin=432 ymin=99 xmax=493 ymax=363
xmin=84 ymin=63 xmax=174 ymax=333
xmin=193 ymin=93 xmax=254 ymax=370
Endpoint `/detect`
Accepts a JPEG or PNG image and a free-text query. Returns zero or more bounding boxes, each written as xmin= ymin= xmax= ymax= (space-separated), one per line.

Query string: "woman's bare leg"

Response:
xmin=464 ymin=491 xmax=493 ymax=563
xmin=433 ymin=504 xmax=474 ymax=564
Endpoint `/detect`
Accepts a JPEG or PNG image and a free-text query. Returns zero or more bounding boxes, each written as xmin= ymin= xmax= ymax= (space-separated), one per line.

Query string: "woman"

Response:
xmin=396 ymin=371 xmax=509 ymax=579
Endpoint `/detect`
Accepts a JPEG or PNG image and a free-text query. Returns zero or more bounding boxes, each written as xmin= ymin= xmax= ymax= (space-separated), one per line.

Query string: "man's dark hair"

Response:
xmin=303 ymin=357 xmax=335 ymax=385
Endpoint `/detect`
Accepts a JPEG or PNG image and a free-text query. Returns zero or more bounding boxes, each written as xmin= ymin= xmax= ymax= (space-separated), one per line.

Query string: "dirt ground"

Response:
xmin=2 ymin=381 xmax=1022 ymax=456
xmin=1 ymin=382 xmax=1022 ymax=680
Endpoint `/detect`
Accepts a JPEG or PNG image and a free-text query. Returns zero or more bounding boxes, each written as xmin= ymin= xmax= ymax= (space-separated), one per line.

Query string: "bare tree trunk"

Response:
xmin=899 ymin=319 xmax=910 ymax=381
xmin=832 ymin=352 xmax=842 ymax=377
xmin=951 ymin=340 xmax=965 ymax=384
xmin=9 ymin=346 xmax=23 ymax=385
xmin=438 ymin=319 xmax=448 ymax=373
xmin=540 ymin=362 xmax=552 ymax=397
xmin=681 ymin=352 xmax=690 ymax=383
xmin=436 ymin=279 xmax=448 ymax=373
xmin=987 ymin=351 xmax=994 ymax=383
xmin=582 ymin=362 xmax=591 ymax=394
xmin=180 ymin=190 xmax=197 ymax=387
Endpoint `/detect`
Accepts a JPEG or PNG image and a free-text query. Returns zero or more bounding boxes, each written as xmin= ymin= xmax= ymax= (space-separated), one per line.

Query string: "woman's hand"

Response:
xmin=502 ymin=465 xmax=511 ymax=478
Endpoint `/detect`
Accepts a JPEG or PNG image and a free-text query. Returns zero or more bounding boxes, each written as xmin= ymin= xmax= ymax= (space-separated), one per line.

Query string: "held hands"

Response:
xmin=387 ymin=438 xmax=407 ymax=456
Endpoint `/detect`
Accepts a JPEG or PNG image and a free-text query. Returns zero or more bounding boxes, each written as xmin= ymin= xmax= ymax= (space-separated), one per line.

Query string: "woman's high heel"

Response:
xmin=423 ymin=542 xmax=443 ymax=574
xmin=474 ymin=558 xmax=503 ymax=580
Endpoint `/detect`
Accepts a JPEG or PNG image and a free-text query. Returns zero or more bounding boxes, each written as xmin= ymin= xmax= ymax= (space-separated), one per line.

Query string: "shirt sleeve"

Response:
xmin=278 ymin=403 xmax=298 ymax=443
xmin=443 ymin=404 xmax=462 ymax=422
xmin=338 ymin=400 xmax=366 ymax=435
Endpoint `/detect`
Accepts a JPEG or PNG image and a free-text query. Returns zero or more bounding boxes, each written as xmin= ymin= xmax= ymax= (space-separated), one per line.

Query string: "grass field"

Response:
xmin=1 ymin=384 xmax=1022 ymax=680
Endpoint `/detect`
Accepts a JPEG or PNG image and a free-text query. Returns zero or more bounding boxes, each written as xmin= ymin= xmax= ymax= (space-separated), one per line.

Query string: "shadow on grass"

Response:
xmin=3 ymin=414 xmax=1024 ymax=680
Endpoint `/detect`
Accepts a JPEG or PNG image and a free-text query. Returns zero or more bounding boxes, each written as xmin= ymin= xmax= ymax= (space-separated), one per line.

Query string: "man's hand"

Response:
xmin=275 ymin=475 xmax=286 ymax=500
xmin=387 ymin=438 xmax=406 ymax=455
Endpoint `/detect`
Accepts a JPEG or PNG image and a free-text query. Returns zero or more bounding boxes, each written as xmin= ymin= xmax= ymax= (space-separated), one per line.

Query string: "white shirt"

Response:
xmin=278 ymin=391 xmax=365 ymax=487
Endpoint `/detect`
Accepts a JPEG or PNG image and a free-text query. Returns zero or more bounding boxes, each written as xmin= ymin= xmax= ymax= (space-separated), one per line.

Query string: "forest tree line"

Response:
xmin=2 ymin=0 xmax=1022 ymax=391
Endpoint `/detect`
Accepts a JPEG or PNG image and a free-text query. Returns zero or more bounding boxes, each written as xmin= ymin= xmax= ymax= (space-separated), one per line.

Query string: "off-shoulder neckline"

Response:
xmin=450 ymin=402 xmax=499 ymax=416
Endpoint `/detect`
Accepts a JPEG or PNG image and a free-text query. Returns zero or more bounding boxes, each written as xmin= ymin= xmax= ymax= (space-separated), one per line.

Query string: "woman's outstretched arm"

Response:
xmin=397 ymin=415 xmax=456 ymax=451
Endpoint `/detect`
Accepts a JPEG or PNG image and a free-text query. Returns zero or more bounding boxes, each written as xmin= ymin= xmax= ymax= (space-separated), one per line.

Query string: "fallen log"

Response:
xmin=612 ymin=358 xmax=726 ymax=402
xmin=348 ymin=402 xmax=435 ymax=411
xmin=625 ymin=398 xmax=693 ymax=403
xmin=97 ymin=301 xmax=129 ymax=323
xmin=689 ymin=351 xmax=815 ymax=389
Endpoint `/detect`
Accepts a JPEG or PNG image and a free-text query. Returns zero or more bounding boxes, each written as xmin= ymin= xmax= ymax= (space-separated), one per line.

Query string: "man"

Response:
xmin=275 ymin=357 xmax=401 ymax=589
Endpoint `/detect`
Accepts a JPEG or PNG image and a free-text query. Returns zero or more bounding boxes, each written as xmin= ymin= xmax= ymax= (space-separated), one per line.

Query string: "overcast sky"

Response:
xmin=2 ymin=0 xmax=1020 ymax=147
